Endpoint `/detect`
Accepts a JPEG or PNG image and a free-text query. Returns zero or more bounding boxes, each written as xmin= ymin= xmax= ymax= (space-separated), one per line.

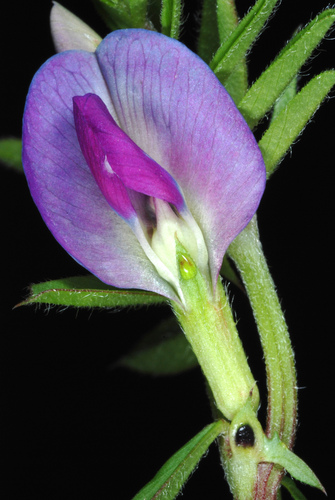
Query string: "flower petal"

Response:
xmin=96 ymin=30 xmax=266 ymax=284
xmin=73 ymin=93 xmax=184 ymax=220
xmin=50 ymin=2 xmax=102 ymax=53
xmin=22 ymin=50 xmax=179 ymax=300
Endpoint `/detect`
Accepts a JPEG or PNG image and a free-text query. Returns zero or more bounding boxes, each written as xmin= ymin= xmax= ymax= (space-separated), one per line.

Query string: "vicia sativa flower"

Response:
xmin=22 ymin=29 xmax=266 ymax=305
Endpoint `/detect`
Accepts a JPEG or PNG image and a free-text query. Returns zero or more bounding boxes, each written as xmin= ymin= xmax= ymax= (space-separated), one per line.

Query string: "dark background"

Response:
xmin=2 ymin=0 xmax=334 ymax=498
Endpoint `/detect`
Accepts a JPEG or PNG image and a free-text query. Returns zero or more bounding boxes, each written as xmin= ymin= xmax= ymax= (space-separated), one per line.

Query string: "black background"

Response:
xmin=2 ymin=0 xmax=334 ymax=498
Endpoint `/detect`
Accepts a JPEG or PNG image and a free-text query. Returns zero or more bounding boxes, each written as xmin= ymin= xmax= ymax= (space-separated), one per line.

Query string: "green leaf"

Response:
xmin=161 ymin=0 xmax=182 ymax=39
xmin=238 ymin=9 xmax=335 ymax=128
xmin=197 ymin=0 xmax=248 ymax=102
xmin=116 ymin=316 xmax=198 ymax=375
xmin=17 ymin=275 xmax=167 ymax=308
xmin=269 ymin=26 xmax=300 ymax=122
xmin=210 ymin=0 xmax=279 ymax=87
xmin=281 ymin=476 xmax=308 ymax=500
xmin=217 ymin=0 xmax=248 ymax=104
xmin=259 ymin=70 xmax=335 ymax=178
xmin=271 ymin=77 xmax=297 ymax=123
xmin=197 ymin=0 xmax=221 ymax=64
xmin=263 ymin=433 xmax=325 ymax=493
xmin=92 ymin=0 xmax=149 ymax=30
xmin=217 ymin=0 xmax=240 ymax=43
xmin=222 ymin=61 xmax=249 ymax=105
xmin=133 ymin=420 xmax=227 ymax=499
xmin=0 ymin=138 xmax=23 ymax=172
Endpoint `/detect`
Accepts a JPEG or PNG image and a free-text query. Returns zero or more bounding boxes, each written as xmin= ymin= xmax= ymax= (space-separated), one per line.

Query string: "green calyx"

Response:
xmin=172 ymin=241 xmax=259 ymax=421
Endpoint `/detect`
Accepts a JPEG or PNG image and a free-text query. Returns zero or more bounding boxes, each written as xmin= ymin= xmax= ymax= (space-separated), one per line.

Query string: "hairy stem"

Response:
xmin=228 ymin=217 xmax=297 ymax=497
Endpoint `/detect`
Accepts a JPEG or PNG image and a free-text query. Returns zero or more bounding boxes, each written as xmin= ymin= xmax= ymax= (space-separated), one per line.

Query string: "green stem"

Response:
xmin=228 ymin=216 xmax=297 ymax=497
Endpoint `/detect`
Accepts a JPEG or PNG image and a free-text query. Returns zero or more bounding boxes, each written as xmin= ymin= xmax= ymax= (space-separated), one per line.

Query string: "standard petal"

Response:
xmin=22 ymin=50 xmax=179 ymax=301
xmin=96 ymin=30 xmax=266 ymax=284
xmin=73 ymin=93 xmax=184 ymax=219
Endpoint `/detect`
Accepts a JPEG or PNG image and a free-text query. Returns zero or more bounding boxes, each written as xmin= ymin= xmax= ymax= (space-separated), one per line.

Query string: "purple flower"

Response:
xmin=22 ymin=29 xmax=265 ymax=304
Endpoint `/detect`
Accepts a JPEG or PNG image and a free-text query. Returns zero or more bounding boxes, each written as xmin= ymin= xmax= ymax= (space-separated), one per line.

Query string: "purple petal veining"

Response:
xmin=22 ymin=29 xmax=266 ymax=301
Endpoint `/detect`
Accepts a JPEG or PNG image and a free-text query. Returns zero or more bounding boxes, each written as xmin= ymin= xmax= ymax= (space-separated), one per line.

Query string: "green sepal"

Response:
xmin=209 ymin=0 xmax=279 ymax=89
xmin=116 ymin=316 xmax=198 ymax=375
xmin=17 ymin=275 xmax=167 ymax=308
xmin=133 ymin=420 xmax=227 ymax=500
xmin=281 ymin=476 xmax=308 ymax=500
xmin=0 ymin=138 xmax=23 ymax=172
xmin=259 ymin=70 xmax=335 ymax=178
xmin=92 ymin=0 xmax=150 ymax=30
xmin=262 ymin=433 xmax=325 ymax=493
xmin=160 ymin=0 xmax=182 ymax=39
xmin=173 ymin=241 xmax=259 ymax=420
xmin=238 ymin=9 xmax=335 ymax=129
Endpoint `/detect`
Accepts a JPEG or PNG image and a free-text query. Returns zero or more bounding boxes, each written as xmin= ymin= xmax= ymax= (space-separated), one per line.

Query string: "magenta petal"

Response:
xmin=96 ymin=30 xmax=266 ymax=284
xmin=22 ymin=50 xmax=179 ymax=300
xmin=73 ymin=94 xmax=135 ymax=220
xmin=73 ymin=93 xmax=184 ymax=219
